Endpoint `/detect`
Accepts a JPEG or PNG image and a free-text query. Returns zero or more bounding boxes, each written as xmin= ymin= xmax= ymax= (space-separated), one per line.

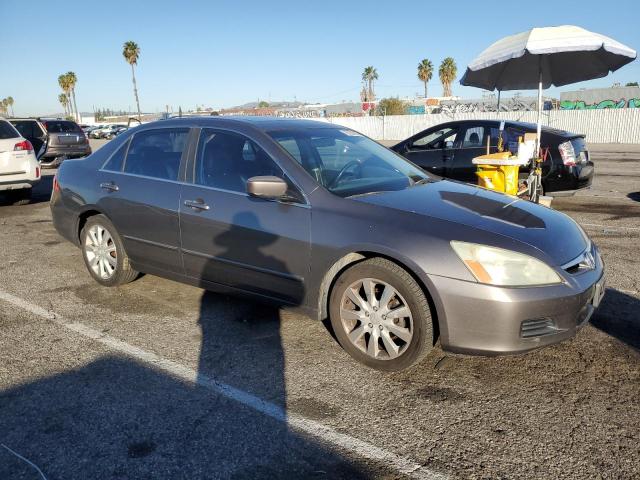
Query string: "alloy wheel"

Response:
xmin=84 ymin=224 xmax=117 ymax=280
xmin=339 ymin=278 xmax=414 ymax=360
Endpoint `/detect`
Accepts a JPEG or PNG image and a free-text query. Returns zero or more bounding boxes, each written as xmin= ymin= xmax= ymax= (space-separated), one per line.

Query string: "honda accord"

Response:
xmin=50 ymin=117 xmax=605 ymax=371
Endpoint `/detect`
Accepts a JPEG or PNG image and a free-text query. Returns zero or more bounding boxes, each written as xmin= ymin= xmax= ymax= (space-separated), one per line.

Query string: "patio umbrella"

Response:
xmin=460 ymin=25 xmax=636 ymax=149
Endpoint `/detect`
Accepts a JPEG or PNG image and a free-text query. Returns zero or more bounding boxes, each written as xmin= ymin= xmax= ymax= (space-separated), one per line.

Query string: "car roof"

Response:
xmin=146 ymin=116 xmax=337 ymax=132
xmin=440 ymin=119 xmax=575 ymax=135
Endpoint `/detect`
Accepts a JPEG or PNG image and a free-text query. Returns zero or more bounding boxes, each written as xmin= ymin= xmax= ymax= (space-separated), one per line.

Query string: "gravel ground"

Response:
xmin=0 ymin=142 xmax=638 ymax=479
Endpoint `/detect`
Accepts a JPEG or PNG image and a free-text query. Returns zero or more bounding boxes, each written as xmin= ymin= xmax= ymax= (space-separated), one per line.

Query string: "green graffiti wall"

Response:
xmin=561 ymin=98 xmax=640 ymax=109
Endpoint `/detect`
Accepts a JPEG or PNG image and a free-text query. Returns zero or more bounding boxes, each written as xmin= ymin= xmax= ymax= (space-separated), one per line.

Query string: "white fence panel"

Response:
xmin=320 ymin=109 xmax=640 ymax=143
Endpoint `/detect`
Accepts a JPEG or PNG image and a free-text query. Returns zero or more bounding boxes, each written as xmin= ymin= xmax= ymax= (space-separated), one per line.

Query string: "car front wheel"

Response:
xmin=329 ymin=258 xmax=434 ymax=371
xmin=81 ymin=215 xmax=138 ymax=286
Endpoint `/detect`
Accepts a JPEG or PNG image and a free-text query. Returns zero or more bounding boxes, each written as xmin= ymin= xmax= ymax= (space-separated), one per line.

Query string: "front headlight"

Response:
xmin=451 ymin=241 xmax=563 ymax=287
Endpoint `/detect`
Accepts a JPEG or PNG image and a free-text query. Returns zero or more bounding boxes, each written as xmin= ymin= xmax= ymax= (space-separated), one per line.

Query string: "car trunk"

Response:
xmin=44 ymin=121 xmax=87 ymax=147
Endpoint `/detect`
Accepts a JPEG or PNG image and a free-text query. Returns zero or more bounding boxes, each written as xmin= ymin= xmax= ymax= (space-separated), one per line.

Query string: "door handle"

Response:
xmin=184 ymin=199 xmax=210 ymax=211
xmin=100 ymin=182 xmax=119 ymax=192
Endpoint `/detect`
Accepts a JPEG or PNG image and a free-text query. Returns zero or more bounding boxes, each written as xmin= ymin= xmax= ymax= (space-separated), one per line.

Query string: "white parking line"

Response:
xmin=580 ymin=223 xmax=640 ymax=231
xmin=0 ymin=290 xmax=447 ymax=480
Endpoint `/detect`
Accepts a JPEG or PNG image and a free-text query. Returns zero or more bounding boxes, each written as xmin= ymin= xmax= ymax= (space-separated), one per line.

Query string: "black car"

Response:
xmin=391 ymin=120 xmax=594 ymax=195
xmin=9 ymin=118 xmax=92 ymax=168
xmin=50 ymin=117 xmax=604 ymax=371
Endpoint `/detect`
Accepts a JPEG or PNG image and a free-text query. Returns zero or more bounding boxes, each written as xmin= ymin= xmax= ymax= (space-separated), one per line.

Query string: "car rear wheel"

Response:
xmin=329 ymin=258 xmax=434 ymax=371
xmin=81 ymin=215 xmax=138 ymax=287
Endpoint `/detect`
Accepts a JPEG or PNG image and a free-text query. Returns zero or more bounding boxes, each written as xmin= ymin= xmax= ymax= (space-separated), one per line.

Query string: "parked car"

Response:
xmin=391 ymin=120 xmax=594 ymax=195
xmin=88 ymin=125 xmax=107 ymax=139
xmin=0 ymin=118 xmax=40 ymax=204
xmin=50 ymin=117 xmax=604 ymax=371
xmin=103 ymin=125 xmax=128 ymax=139
xmin=9 ymin=118 xmax=91 ymax=168
xmin=91 ymin=124 xmax=127 ymax=139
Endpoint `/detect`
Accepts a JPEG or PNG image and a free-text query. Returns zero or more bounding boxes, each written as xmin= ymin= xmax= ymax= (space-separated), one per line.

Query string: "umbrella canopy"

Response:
xmin=460 ymin=25 xmax=636 ymax=91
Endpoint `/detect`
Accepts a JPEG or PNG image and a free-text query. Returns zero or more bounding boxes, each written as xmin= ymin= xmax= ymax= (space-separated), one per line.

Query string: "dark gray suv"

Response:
xmin=10 ymin=118 xmax=91 ymax=168
xmin=50 ymin=117 xmax=605 ymax=371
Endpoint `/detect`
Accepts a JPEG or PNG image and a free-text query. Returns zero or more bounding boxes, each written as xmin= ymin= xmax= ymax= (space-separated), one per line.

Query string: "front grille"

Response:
xmin=520 ymin=318 xmax=557 ymax=338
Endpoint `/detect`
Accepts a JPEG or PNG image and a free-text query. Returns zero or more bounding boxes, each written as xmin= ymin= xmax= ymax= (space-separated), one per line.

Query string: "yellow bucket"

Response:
xmin=473 ymin=153 xmax=521 ymax=195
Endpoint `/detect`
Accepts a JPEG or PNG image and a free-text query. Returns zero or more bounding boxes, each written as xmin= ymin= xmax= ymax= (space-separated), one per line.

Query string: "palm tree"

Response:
xmin=58 ymin=93 xmax=69 ymax=116
xmin=417 ymin=59 xmax=433 ymax=99
xmin=66 ymin=71 xmax=80 ymax=122
xmin=123 ymin=41 xmax=142 ymax=121
xmin=361 ymin=66 xmax=378 ymax=102
xmin=6 ymin=96 xmax=14 ymax=116
xmin=0 ymin=98 xmax=7 ymax=116
xmin=58 ymin=74 xmax=73 ymax=118
xmin=439 ymin=57 xmax=457 ymax=97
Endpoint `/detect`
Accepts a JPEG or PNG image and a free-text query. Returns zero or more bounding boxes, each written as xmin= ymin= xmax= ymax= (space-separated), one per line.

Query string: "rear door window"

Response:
xmin=102 ymin=139 xmax=130 ymax=172
xmin=0 ymin=120 xmax=20 ymax=139
xmin=124 ymin=128 xmax=189 ymax=181
xmin=461 ymin=126 xmax=485 ymax=148
xmin=44 ymin=121 xmax=82 ymax=133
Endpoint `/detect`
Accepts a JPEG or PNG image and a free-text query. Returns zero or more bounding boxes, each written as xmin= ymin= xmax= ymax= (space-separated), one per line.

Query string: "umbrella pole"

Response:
xmin=536 ymin=67 xmax=543 ymax=155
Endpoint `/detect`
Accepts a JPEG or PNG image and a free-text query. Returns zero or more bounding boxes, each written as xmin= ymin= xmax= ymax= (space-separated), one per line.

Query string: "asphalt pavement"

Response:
xmin=0 ymin=141 xmax=638 ymax=479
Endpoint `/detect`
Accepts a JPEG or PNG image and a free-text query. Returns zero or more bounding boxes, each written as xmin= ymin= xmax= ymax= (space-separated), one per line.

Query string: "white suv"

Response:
xmin=0 ymin=118 xmax=40 ymax=205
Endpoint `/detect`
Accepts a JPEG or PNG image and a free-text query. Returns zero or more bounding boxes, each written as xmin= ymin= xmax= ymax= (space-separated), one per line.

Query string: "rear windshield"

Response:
xmin=44 ymin=120 xmax=82 ymax=133
xmin=0 ymin=120 xmax=20 ymax=139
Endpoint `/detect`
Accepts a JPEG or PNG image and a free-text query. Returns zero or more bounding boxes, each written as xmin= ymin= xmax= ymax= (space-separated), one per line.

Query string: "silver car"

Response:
xmin=50 ymin=117 xmax=605 ymax=371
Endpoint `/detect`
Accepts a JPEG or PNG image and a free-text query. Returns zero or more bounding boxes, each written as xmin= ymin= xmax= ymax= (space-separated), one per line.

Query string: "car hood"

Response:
xmin=352 ymin=180 xmax=587 ymax=265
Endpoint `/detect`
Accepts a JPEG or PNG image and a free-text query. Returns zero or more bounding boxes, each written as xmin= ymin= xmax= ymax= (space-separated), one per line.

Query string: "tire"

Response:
xmin=80 ymin=214 xmax=138 ymax=287
xmin=329 ymin=258 xmax=434 ymax=371
xmin=9 ymin=188 xmax=32 ymax=206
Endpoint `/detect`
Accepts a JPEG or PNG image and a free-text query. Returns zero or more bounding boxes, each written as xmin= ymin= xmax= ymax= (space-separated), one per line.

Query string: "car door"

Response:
xmin=179 ymin=127 xmax=310 ymax=305
xmin=448 ymin=124 xmax=492 ymax=183
xmin=95 ymin=127 xmax=190 ymax=274
xmin=399 ymin=125 xmax=459 ymax=176
xmin=10 ymin=120 xmax=48 ymax=159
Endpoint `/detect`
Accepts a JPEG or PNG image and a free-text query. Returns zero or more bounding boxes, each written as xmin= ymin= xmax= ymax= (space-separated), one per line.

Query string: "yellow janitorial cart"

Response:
xmin=472 ymin=152 xmax=526 ymax=196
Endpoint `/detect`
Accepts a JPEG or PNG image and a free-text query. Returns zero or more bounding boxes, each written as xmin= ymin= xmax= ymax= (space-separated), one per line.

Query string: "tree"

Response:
xmin=123 ymin=41 xmax=142 ymax=121
xmin=6 ymin=96 xmax=14 ymax=116
xmin=417 ymin=59 xmax=433 ymax=99
xmin=0 ymin=98 xmax=7 ymax=115
xmin=361 ymin=66 xmax=378 ymax=102
xmin=58 ymin=74 xmax=73 ymax=118
xmin=258 ymin=101 xmax=270 ymax=108
xmin=376 ymin=97 xmax=407 ymax=116
xmin=439 ymin=57 xmax=457 ymax=97
xmin=66 ymin=71 xmax=79 ymax=122
xmin=626 ymin=81 xmax=639 ymax=87
xmin=58 ymin=93 xmax=69 ymax=116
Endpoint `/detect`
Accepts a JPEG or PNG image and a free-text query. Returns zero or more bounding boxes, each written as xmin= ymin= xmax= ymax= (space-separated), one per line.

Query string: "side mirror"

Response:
xmin=445 ymin=141 xmax=454 ymax=149
xmin=246 ymin=176 xmax=288 ymax=199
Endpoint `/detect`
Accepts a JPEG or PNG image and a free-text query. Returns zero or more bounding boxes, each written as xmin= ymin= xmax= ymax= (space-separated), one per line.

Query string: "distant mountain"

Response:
xmin=229 ymin=100 xmax=306 ymax=109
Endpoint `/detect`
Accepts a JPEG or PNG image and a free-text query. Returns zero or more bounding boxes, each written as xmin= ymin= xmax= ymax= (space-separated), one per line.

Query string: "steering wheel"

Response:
xmin=328 ymin=160 xmax=362 ymax=188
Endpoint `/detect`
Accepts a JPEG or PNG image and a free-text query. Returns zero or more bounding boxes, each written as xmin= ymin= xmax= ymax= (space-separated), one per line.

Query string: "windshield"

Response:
xmin=268 ymin=127 xmax=429 ymax=197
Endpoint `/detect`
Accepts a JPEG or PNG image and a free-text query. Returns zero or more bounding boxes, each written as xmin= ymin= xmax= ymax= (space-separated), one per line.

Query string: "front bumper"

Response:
xmin=429 ymin=257 xmax=604 ymax=355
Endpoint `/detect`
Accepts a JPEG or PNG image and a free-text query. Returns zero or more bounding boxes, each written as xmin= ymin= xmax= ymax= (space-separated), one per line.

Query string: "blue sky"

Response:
xmin=1 ymin=0 xmax=638 ymax=116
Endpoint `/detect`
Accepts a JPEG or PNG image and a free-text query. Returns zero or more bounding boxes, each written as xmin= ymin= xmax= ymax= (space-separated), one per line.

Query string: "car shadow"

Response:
xmin=590 ymin=288 xmax=640 ymax=350
xmin=0 ymin=211 xmax=385 ymax=479
xmin=0 ymin=172 xmax=54 ymax=207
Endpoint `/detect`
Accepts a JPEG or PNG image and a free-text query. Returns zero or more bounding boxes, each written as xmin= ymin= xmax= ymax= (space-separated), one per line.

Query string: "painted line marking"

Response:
xmin=580 ymin=223 xmax=640 ymax=232
xmin=0 ymin=290 xmax=446 ymax=480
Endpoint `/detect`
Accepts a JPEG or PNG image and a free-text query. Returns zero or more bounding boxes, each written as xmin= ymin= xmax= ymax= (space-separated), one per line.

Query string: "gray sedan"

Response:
xmin=50 ymin=117 xmax=605 ymax=371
